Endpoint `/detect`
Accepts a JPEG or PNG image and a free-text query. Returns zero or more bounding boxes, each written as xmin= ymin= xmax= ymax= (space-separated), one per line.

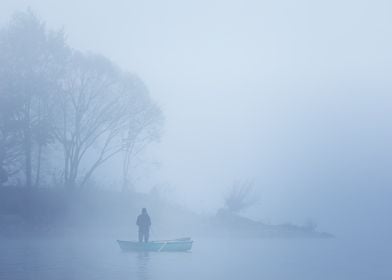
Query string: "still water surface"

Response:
xmin=0 ymin=237 xmax=390 ymax=280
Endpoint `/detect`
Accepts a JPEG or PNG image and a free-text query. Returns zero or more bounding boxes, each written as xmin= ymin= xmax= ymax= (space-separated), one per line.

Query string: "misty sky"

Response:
xmin=1 ymin=0 xmax=392 ymax=235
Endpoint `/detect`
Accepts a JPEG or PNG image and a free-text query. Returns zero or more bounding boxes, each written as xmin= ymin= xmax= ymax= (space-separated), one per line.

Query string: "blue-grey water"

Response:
xmin=0 ymin=237 xmax=390 ymax=280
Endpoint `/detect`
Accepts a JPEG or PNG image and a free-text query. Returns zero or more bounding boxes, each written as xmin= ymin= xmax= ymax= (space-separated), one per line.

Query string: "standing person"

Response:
xmin=136 ymin=208 xmax=151 ymax=242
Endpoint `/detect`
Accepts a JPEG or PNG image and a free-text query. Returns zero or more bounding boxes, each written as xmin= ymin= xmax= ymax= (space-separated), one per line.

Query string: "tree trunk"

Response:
xmin=24 ymin=129 xmax=32 ymax=188
xmin=23 ymin=101 xmax=33 ymax=189
xmin=34 ymin=144 xmax=42 ymax=187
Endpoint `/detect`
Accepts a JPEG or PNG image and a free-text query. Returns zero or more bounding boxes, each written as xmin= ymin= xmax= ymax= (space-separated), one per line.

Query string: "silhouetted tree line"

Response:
xmin=0 ymin=11 xmax=162 ymax=190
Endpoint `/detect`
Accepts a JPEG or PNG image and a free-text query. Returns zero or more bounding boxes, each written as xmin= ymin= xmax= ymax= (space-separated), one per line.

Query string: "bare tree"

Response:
xmin=121 ymin=78 xmax=162 ymax=191
xmin=53 ymin=52 xmax=161 ymax=189
xmin=224 ymin=180 xmax=259 ymax=213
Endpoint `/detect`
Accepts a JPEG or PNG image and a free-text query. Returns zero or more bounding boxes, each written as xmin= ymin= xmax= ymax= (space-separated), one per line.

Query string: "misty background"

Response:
xmin=1 ymin=0 xmax=391 ymax=240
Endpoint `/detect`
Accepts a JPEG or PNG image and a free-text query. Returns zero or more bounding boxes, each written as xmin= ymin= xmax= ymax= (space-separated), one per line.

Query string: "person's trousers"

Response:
xmin=138 ymin=230 xmax=149 ymax=242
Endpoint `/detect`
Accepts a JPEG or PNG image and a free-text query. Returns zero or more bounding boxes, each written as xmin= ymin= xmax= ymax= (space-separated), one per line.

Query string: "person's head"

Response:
xmin=141 ymin=208 xmax=147 ymax=214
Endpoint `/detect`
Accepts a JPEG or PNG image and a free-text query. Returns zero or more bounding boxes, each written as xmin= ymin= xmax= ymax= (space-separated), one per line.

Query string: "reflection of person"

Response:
xmin=136 ymin=208 xmax=151 ymax=242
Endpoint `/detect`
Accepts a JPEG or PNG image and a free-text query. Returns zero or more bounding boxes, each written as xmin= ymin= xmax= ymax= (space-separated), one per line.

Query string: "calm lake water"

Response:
xmin=0 ymin=237 xmax=390 ymax=280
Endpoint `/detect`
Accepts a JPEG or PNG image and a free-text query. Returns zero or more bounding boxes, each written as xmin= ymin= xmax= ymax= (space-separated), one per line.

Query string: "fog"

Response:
xmin=0 ymin=0 xmax=391 ymax=279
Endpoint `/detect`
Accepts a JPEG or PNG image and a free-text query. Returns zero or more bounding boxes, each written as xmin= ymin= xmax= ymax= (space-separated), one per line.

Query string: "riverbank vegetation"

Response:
xmin=0 ymin=10 xmax=162 ymax=191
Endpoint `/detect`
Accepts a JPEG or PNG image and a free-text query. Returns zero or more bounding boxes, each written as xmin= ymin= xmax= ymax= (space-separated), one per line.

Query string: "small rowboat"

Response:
xmin=117 ymin=238 xmax=193 ymax=252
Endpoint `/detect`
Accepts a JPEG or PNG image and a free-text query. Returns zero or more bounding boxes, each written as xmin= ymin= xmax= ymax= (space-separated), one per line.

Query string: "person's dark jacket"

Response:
xmin=136 ymin=213 xmax=151 ymax=231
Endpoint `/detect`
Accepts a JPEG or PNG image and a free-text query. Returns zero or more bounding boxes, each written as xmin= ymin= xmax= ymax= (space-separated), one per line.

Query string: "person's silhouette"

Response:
xmin=136 ymin=208 xmax=151 ymax=242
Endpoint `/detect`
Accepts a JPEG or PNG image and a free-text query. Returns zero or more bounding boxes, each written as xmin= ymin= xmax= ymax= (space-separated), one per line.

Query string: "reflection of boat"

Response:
xmin=117 ymin=238 xmax=193 ymax=252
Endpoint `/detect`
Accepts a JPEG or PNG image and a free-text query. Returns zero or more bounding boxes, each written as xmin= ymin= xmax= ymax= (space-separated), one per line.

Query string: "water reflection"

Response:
xmin=1 ymin=238 xmax=389 ymax=280
xmin=136 ymin=252 xmax=150 ymax=280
